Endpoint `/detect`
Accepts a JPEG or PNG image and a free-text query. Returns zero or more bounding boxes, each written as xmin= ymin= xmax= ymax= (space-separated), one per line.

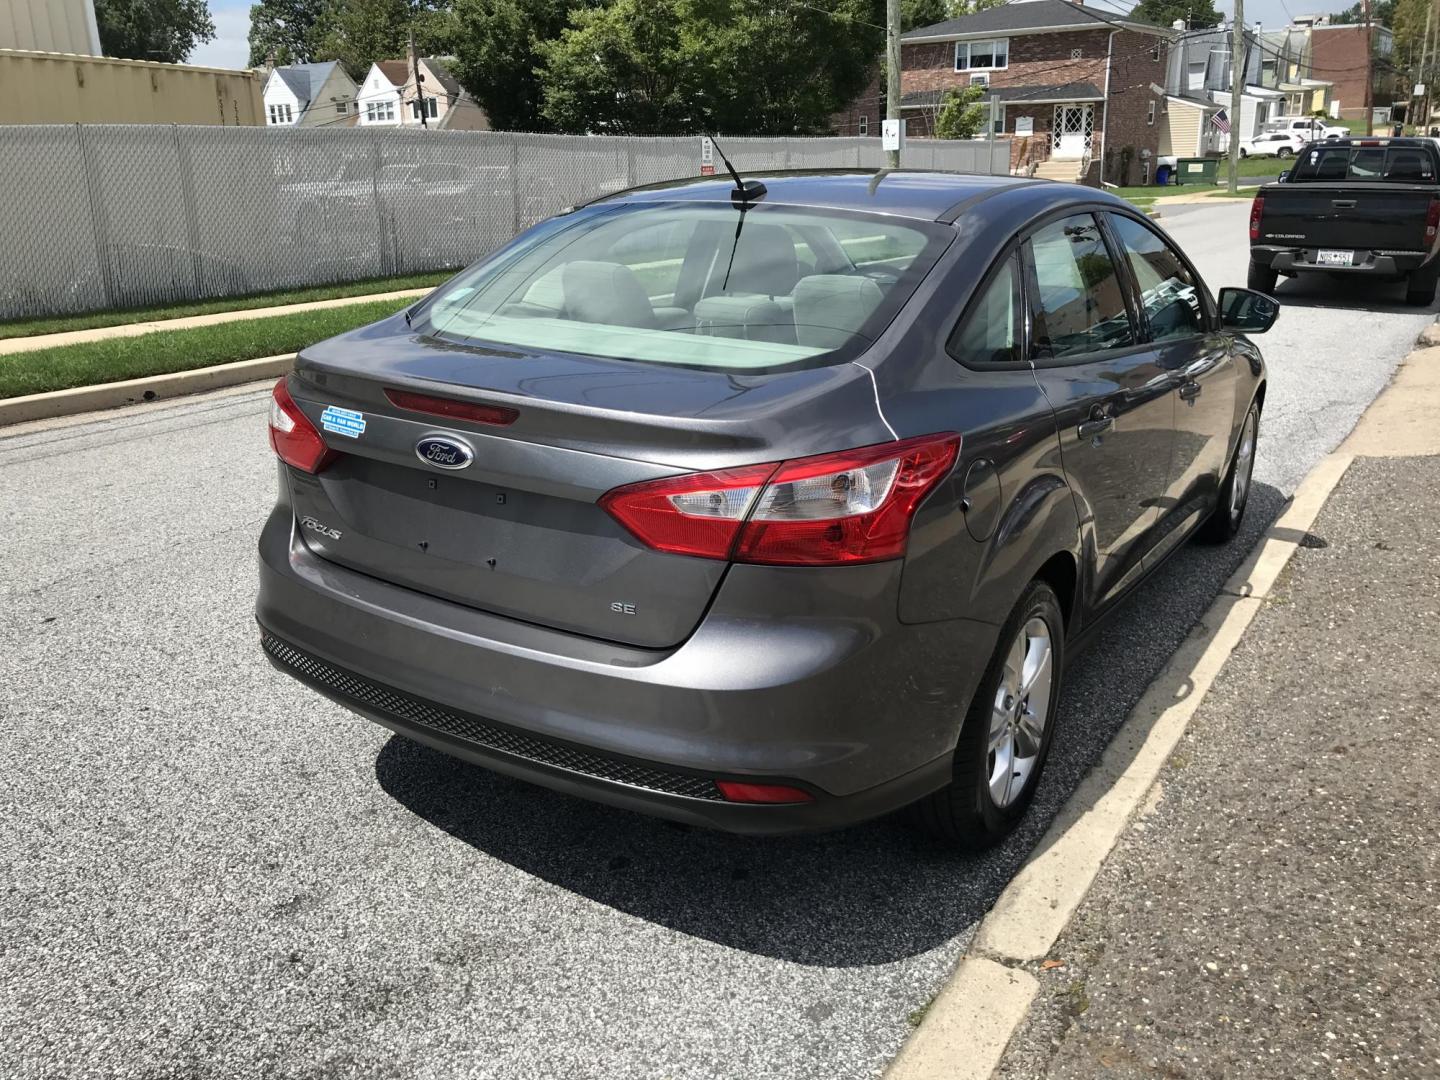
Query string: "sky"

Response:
xmin=188 ymin=2 xmax=251 ymax=70
xmin=181 ymin=0 xmax=1322 ymax=72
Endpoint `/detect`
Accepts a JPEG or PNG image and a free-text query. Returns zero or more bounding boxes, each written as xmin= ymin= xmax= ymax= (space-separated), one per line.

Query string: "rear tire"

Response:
xmin=909 ymin=581 xmax=1064 ymax=849
xmin=1247 ymin=260 xmax=1278 ymax=294
xmin=1200 ymin=400 xmax=1259 ymax=544
xmin=1277 ymin=147 xmax=1294 ymax=159
xmin=1405 ymin=267 xmax=1438 ymax=307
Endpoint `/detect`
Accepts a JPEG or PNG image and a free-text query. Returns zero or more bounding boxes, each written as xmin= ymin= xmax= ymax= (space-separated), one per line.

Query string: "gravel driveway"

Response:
xmin=0 ymin=202 xmax=1430 ymax=1080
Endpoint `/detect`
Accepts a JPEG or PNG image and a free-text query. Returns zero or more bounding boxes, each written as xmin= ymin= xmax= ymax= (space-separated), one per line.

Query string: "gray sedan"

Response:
xmin=257 ymin=169 xmax=1274 ymax=847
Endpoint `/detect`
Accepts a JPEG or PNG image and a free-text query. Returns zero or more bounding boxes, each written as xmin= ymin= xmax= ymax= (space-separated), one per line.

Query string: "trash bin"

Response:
xmin=1175 ymin=157 xmax=1219 ymax=185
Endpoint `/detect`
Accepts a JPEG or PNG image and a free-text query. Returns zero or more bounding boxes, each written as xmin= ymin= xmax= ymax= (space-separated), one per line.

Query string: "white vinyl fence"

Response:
xmin=0 ymin=125 xmax=1010 ymax=321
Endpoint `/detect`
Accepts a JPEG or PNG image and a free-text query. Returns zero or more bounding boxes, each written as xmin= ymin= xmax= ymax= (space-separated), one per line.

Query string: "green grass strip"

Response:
xmin=0 ymin=272 xmax=448 ymax=342
xmin=0 ymin=298 xmax=411 ymax=400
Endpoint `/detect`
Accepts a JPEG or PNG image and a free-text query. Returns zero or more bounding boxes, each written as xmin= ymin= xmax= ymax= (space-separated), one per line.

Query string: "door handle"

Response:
xmin=1077 ymin=406 xmax=1114 ymax=439
xmin=1178 ymin=381 xmax=1202 ymax=402
xmin=1331 ymin=199 xmax=1356 ymax=208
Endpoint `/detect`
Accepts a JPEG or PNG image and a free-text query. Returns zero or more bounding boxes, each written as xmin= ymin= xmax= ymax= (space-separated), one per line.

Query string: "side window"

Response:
xmin=1108 ymin=215 xmax=1207 ymax=343
xmin=1025 ymin=215 xmax=1134 ymax=359
xmin=951 ymin=253 xmax=1023 ymax=366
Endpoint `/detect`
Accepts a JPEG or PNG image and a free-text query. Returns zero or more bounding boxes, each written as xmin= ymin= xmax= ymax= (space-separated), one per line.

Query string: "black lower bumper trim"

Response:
xmin=261 ymin=631 xmax=726 ymax=801
xmin=258 ymin=628 xmax=954 ymax=834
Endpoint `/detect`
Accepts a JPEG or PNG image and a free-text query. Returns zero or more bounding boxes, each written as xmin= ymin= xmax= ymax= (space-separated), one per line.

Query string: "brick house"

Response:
xmin=834 ymin=0 xmax=1172 ymax=185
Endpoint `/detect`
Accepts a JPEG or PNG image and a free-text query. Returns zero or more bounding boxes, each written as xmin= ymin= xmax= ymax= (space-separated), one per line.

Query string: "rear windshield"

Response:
xmin=411 ymin=201 xmax=950 ymax=373
xmin=1288 ymin=144 xmax=1438 ymax=182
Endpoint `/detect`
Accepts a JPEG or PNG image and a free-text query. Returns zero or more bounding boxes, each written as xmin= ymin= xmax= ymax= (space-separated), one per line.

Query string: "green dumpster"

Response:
xmin=1175 ymin=157 xmax=1219 ymax=185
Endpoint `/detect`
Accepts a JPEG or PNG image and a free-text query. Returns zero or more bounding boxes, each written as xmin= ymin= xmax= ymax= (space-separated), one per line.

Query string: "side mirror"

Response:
xmin=1276 ymin=170 xmax=1290 ymax=182
xmin=1218 ymin=287 xmax=1279 ymax=334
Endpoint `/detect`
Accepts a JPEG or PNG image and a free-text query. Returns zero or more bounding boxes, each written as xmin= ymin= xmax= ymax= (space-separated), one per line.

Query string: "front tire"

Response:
xmin=1200 ymin=400 xmax=1259 ymax=544
xmin=910 ymin=581 xmax=1064 ymax=849
xmin=1247 ymin=260 xmax=1278 ymax=294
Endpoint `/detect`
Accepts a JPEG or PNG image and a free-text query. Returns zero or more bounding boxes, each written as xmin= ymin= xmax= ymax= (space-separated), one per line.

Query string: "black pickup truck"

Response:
xmin=1248 ymin=137 xmax=1440 ymax=305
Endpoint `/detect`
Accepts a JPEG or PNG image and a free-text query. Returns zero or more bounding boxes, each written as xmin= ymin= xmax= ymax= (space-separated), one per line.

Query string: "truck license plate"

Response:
xmin=1317 ymin=249 xmax=1354 ymax=266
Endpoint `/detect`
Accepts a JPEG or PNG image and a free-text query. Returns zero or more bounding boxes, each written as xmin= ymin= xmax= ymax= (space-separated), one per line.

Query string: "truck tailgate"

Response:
xmin=1258 ymin=184 xmax=1434 ymax=253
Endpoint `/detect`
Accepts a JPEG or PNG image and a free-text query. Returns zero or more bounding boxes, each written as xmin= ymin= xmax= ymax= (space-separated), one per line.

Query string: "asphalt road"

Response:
xmin=1 ymin=202 xmax=1431 ymax=1080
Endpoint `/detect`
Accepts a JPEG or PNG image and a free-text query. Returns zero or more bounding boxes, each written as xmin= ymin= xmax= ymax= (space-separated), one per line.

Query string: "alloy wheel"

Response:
xmin=987 ymin=616 xmax=1054 ymax=808
xmin=1230 ymin=408 xmax=1257 ymax=521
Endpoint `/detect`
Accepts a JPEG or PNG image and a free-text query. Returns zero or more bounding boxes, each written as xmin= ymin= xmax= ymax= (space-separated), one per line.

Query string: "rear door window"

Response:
xmin=1025 ymin=214 xmax=1135 ymax=359
xmin=1290 ymin=145 xmax=1438 ymax=182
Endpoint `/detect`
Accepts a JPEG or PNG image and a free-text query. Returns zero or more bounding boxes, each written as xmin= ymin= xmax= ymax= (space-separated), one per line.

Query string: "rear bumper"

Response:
xmin=1251 ymin=245 xmax=1432 ymax=276
xmin=255 ymin=507 xmax=996 ymax=833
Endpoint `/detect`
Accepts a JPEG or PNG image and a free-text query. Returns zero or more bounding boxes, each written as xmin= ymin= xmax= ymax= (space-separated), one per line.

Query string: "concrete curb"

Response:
xmin=0 ymin=353 xmax=294 ymax=427
xmin=884 ymin=450 xmax=1360 ymax=1079
xmin=0 ymin=287 xmax=431 ymax=357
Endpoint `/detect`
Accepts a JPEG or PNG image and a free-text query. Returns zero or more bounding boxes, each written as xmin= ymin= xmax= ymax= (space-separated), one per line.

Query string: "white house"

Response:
xmin=263 ymin=61 xmax=357 ymax=127
xmin=356 ymin=57 xmax=489 ymax=130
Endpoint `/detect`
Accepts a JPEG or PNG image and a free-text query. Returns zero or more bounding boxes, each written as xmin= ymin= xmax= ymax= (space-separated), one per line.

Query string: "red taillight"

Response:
xmin=1425 ymin=198 xmax=1440 ymax=245
xmin=716 ymin=781 xmax=815 ymax=804
xmin=268 ymin=378 xmax=334 ymax=474
xmin=1249 ymin=196 xmax=1264 ymax=241
xmin=599 ymin=433 xmax=961 ymax=566
xmin=385 ymin=387 xmax=519 ymax=427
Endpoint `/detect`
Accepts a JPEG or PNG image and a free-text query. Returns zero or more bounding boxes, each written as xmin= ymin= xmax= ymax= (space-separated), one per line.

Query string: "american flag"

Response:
xmin=1212 ymin=109 xmax=1231 ymax=133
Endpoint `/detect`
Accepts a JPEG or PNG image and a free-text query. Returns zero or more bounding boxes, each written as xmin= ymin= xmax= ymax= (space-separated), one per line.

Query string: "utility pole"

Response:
xmin=1228 ymin=0 xmax=1243 ymax=195
xmin=1363 ymin=0 xmax=1373 ymax=133
xmin=1419 ymin=2 xmax=1432 ymax=134
xmin=886 ymin=0 xmax=901 ymax=167
xmin=409 ymin=27 xmax=428 ymax=129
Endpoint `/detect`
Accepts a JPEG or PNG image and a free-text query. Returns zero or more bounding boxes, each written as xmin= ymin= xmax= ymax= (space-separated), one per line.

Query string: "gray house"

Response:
xmin=1164 ymin=26 xmax=1283 ymax=143
xmin=262 ymin=62 xmax=358 ymax=128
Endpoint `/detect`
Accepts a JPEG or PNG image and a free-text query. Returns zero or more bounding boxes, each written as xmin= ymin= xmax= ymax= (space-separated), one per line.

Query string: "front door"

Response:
xmin=1104 ymin=212 xmax=1238 ymax=543
xmin=1053 ymin=104 xmax=1092 ymax=159
xmin=1024 ymin=212 xmax=1176 ymax=613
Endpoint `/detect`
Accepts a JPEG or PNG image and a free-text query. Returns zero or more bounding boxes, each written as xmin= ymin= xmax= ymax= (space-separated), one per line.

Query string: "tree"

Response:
xmin=902 ymin=0 xmax=1004 ymax=32
xmin=94 ymin=0 xmax=215 ymax=63
xmin=247 ymin=0 xmax=326 ymax=67
xmin=538 ymin=0 xmax=883 ymax=135
xmin=450 ymin=0 xmax=587 ymax=131
xmin=1333 ymin=0 xmax=1395 ymax=25
xmin=1127 ymin=0 xmax=1221 ymax=30
xmin=934 ymin=85 xmax=986 ymax=138
xmin=314 ymin=0 xmax=450 ymax=81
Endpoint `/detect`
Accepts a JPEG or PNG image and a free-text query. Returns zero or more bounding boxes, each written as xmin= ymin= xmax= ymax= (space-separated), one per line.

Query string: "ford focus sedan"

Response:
xmin=257 ymin=170 xmax=1275 ymax=847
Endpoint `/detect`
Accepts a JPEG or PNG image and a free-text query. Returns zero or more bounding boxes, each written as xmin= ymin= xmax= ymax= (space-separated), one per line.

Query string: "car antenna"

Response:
xmin=709 ymin=134 xmax=767 ymax=204
xmin=708 ymin=135 xmax=765 ymax=292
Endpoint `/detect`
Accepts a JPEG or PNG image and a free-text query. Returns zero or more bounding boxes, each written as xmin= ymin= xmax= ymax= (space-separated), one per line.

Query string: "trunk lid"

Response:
xmin=284 ymin=316 xmax=878 ymax=649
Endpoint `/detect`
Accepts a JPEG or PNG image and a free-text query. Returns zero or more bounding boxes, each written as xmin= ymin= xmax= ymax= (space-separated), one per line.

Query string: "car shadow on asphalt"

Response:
xmin=376 ymin=481 xmax=1288 ymax=968
xmin=1269 ymin=274 xmax=1440 ymax=315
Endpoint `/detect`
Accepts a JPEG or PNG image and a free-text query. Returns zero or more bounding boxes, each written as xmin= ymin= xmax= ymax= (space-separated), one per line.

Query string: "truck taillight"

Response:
xmin=599 ymin=433 xmax=961 ymax=566
xmin=1249 ymin=196 xmax=1264 ymax=241
xmin=268 ymin=378 xmax=335 ymax=474
xmin=1426 ymin=198 xmax=1440 ymax=245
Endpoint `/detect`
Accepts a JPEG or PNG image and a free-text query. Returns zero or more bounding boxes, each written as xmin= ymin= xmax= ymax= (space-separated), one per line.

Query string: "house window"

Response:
xmin=858 ymin=114 xmax=868 ymax=135
xmin=267 ymin=103 xmax=293 ymax=125
xmin=970 ymin=73 xmax=989 ymax=87
xmin=366 ymin=100 xmax=396 ymax=122
xmin=1151 ymin=41 xmax=1161 ymax=62
xmin=335 ymin=101 xmax=348 ymax=115
xmin=1147 ymin=100 xmax=1156 ymax=125
xmin=955 ymin=38 xmax=1008 ymax=72
xmin=426 ymin=96 xmax=438 ymax=119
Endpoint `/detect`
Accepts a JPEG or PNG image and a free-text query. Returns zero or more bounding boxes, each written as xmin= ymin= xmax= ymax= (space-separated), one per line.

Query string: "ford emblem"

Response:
xmin=415 ymin=435 xmax=474 ymax=470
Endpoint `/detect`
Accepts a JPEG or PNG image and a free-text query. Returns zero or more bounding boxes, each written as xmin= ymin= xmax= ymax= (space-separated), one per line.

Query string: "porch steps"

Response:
xmin=1032 ymin=159 xmax=1084 ymax=182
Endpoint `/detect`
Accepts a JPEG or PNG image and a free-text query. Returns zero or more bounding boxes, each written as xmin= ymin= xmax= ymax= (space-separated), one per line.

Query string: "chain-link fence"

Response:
xmin=0 ymin=125 xmax=1010 ymax=321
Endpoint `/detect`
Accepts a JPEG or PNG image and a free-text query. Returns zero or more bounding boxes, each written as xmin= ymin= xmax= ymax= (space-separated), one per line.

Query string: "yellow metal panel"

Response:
xmin=0 ymin=50 xmax=263 ymax=125
xmin=0 ymin=0 xmax=97 ymax=55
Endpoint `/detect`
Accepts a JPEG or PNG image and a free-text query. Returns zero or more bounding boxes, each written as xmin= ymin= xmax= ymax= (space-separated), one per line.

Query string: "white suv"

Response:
xmin=1239 ymin=131 xmax=1307 ymax=158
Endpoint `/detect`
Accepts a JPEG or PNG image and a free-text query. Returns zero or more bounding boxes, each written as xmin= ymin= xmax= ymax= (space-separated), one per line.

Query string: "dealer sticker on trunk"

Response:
xmin=320 ymin=406 xmax=366 ymax=438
